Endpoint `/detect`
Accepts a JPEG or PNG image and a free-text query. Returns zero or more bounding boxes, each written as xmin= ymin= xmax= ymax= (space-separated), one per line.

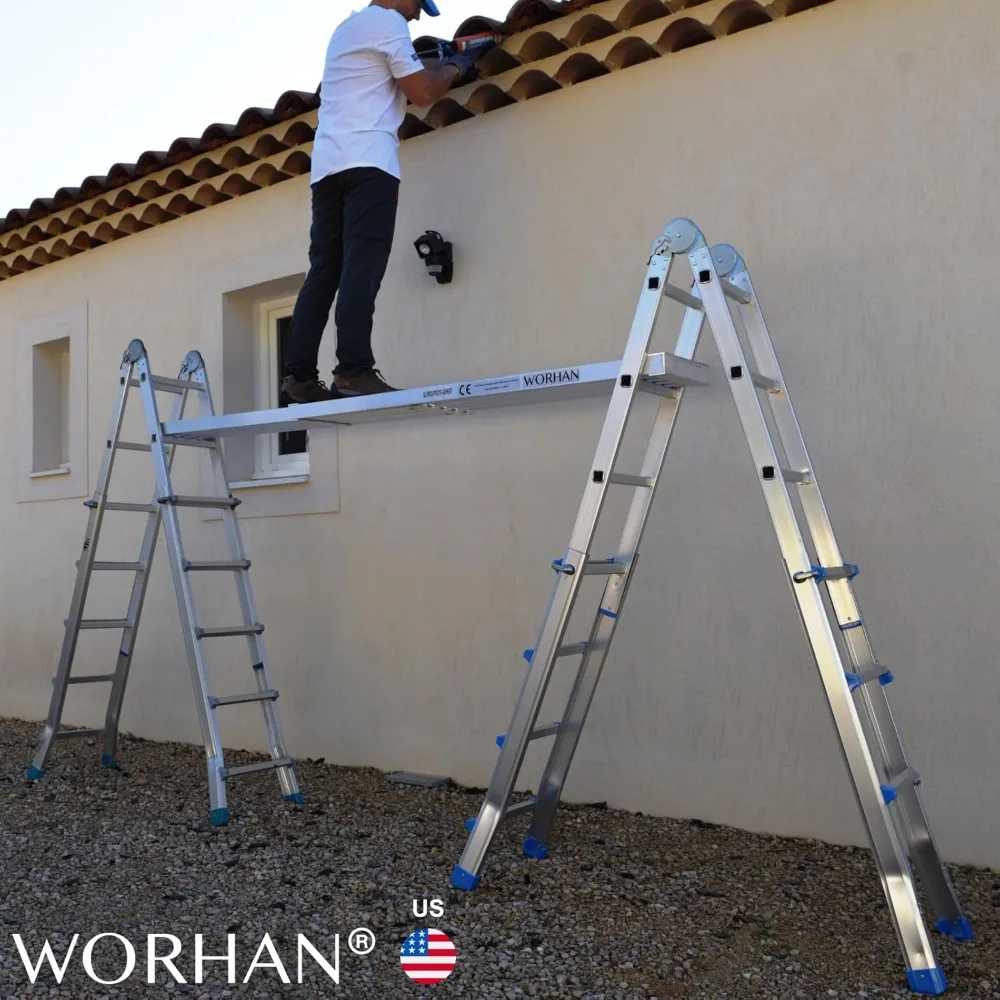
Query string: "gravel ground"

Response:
xmin=0 ymin=717 xmax=996 ymax=999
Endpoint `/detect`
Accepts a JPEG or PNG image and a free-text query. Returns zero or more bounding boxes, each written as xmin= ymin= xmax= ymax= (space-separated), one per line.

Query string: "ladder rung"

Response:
xmin=846 ymin=666 xmax=894 ymax=692
xmin=720 ymin=277 xmax=752 ymax=305
xmin=607 ymin=473 xmax=654 ymax=488
xmin=85 ymin=561 xmax=143 ymax=572
xmin=503 ymin=798 xmax=537 ymax=819
xmin=529 ymin=722 xmax=561 ymax=740
xmin=89 ymin=501 xmax=157 ymax=513
xmin=184 ymin=560 xmax=251 ymax=572
xmin=159 ymin=494 xmax=241 ymax=510
xmin=781 ymin=469 xmax=812 ymax=485
xmin=117 ymin=441 xmax=151 ymax=452
xmin=729 ymin=365 xmax=780 ymax=393
xmin=551 ymin=558 xmax=628 ymax=577
xmin=130 ymin=375 xmax=205 ymax=394
xmin=196 ymin=624 xmax=264 ymax=638
xmin=522 ymin=639 xmax=609 ymax=663
xmin=66 ymin=674 xmax=116 ymax=685
xmin=792 ymin=563 xmax=859 ymax=584
xmin=222 ymin=756 xmax=293 ymax=779
xmin=77 ymin=618 xmax=132 ymax=630
xmin=208 ymin=690 xmax=278 ymax=708
xmin=53 ymin=728 xmax=104 ymax=741
xmin=661 ymin=283 xmax=703 ymax=311
xmin=881 ymin=766 xmax=920 ymax=804
xmin=162 ymin=435 xmax=217 ymax=449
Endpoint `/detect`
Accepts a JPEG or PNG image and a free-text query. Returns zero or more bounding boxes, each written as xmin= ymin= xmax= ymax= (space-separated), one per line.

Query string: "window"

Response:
xmin=17 ymin=304 xmax=89 ymax=503
xmin=254 ymin=297 xmax=309 ymax=482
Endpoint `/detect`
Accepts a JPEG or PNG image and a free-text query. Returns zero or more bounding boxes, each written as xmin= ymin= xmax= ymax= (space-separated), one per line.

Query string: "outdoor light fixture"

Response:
xmin=414 ymin=230 xmax=453 ymax=284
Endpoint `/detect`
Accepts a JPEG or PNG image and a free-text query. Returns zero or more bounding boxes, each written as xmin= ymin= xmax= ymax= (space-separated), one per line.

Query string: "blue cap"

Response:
xmin=422 ymin=0 xmax=440 ymax=14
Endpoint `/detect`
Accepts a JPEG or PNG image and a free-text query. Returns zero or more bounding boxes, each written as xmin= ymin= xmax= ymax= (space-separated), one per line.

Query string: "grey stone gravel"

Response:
xmin=0 ymin=717 xmax=996 ymax=998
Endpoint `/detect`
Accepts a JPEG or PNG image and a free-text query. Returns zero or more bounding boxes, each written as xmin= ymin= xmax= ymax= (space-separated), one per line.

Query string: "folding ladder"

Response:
xmin=27 ymin=340 xmax=302 ymax=825
xmin=451 ymin=218 xmax=971 ymax=995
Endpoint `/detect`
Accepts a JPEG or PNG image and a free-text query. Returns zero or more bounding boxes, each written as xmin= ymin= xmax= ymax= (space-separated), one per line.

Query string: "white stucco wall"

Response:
xmin=3 ymin=0 xmax=1000 ymax=868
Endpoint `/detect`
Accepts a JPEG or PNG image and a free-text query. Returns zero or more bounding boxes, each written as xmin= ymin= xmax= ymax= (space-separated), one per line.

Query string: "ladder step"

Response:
xmin=53 ymin=728 xmax=104 ymax=741
xmin=117 ymin=441 xmax=152 ymax=452
xmin=607 ymin=473 xmax=654 ymax=488
xmin=522 ymin=639 xmax=609 ymax=663
xmin=66 ymin=674 xmax=116 ymax=685
xmin=720 ymin=276 xmax=752 ymax=305
xmin=85 ymin=500 xmax=158 ymax=513
xmin=209 ymin=690 xmax=278 ymax=708
xmin=222 ymin=756 xmax=294 ymax=779
xmin=84 ymin=561 xmax=144 ymax=572
xmin=793 ymin=563 xmax=859 ymax=584
xmin=661 ymin=283 xmax=703 ymax=311
xmin=76 ymin=618 xmax=132 ymax=630
xmin=161 ymin=435 xmax=217 ymax=449
xmin=129 ymin=375 xmax=205 ymax=394
xmin=503 ymin=797 xmax=537 ymax=819
xmin=196 ymin=624 xmax=264 ymax=638
xmin=495 ymin=722 xmax=560 ymax=748
xmin=184 ymin=560 xmax=251 ymax=572
xmin=881 ymin=766 xmax=920 ymax=804
xmin=846 ymin=666 xmax=894 ymax=692
xmin=729 ymin=365 xmax=780 ymax=393
xmin=159 ymin=494 xmax=241 ymax=510
xmin=551 ymin=557 xmax=627 ymax=577
xmin=761 ymin=466 xmax=812 ymax=485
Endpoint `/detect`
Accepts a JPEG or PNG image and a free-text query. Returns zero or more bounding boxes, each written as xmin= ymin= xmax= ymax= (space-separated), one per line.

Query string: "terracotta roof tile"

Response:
xmin=0 ymin=0 xmax=842 ymax=273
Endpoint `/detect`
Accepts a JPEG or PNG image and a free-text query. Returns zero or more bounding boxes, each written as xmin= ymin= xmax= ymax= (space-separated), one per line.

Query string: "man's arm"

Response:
xmin=395 ymin=63 xmax=463 ymax=107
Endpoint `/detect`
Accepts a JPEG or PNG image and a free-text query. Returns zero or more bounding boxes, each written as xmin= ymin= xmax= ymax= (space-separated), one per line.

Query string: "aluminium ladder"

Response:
xmin=451 ymin=218 xmax=971 ymax=996
xmin=28 ymin=340 xmax=303 ymax=824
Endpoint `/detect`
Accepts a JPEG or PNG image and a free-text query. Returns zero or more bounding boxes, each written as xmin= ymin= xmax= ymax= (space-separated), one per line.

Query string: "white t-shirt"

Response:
xmin=310 ymin=6 xmax=424 ymax=184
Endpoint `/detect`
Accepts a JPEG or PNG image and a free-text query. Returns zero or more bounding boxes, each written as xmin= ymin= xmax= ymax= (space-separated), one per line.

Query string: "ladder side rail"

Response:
xmin=189 ymin=354 xmax=301 ymax=804
xmin=453 ymin=242 xmax=682 ymax=889
xmin=526 ymin=300 xmax=707 ymax=852
xmin=132 ymin=345 xmax=229 ymax=822
xmin=101 ymin=358 xmax=201 ymax=768
xmin=729 ymin=263 xmax=966 ymax=932
xmin=29 ymin=353 xmax=136 ymax=778
xmin=692 ymin=239 xmax=942 ymax=983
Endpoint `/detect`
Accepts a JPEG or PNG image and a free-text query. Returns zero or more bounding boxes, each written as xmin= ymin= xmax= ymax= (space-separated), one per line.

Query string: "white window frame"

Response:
xmin=253 ymin=296 xmax=310 ymax=482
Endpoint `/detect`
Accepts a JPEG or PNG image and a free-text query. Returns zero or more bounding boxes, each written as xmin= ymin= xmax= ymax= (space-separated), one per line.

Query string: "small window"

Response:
xmin=32 ymin=336 xmax=71 ymax=475
xmin=255 ymin=298 xmax=309 ymax=481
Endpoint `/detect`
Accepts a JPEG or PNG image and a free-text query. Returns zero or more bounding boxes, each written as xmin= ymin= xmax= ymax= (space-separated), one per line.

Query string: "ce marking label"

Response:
xmin=458 ymin=383 xmax=473 ymax=396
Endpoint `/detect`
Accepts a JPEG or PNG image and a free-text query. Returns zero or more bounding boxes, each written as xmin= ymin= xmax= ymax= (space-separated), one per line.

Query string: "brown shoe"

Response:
xmin=280 ymin=375 xmax=337 ymax=403
xmin=332 ymin=368 xmax=398 ymax=395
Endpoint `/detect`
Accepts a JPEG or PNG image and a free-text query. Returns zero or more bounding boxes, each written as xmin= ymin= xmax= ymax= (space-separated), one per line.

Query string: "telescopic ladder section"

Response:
xmin=28 ymin=340 xmax=302 ymax=825
xmin=451 ymin=218 xmax=971 ymax=996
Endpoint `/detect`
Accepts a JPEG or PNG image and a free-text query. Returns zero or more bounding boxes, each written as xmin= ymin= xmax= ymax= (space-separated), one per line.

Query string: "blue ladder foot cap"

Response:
xmin=450 ymin=865 xmax=480 ymax=891
xmin=936 ymin=915 xmax=974 ymax=941
xmin=523 ymin=835 xmax=549 ymax=860
xmin=26 ymin=766 xmax=44 ymax=782
xmin=101 ymin=754 xmax=119 ymax=770
xmin=907 ymin=968 xmax=948 ymax=995
xmin=465 ymin=817 xmax=476 ymax=832
xmin=283 ymin=793 xmax=305 ymax=805
xmin=209 ymin=807 xmax=230 ymax=827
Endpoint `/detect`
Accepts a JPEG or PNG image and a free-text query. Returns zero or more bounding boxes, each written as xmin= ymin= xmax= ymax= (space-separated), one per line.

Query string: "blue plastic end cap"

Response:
xmin=880 ymin=669 xmax=895 ymax=685
xmin=936 ymin=915 xmax=974 ymax=941
xmin=450 ymin=865 xmax=480 ymax=891
xmin=523 ymin=648 xmax=534 ymax=663
xmin=283 ymin=792 xmax=305 ymax=805
xmin=209 ymin=807 xmax=230 ymax=827
xmin=101 ymin=754 xmax=119 ymax=770
xmin=26 ymin=765 xmax=44 ymax=782
xmin=496 ymin=734 xmax=506 ymax=749
xmin=881 ymin=784 xmax=898 ymax=805
xmin=907 ymin=967 xmax=948 ymax=995
xmin=523 ymin=835 xmax=549 ymax=860
xmin=845 ymin=673 xmax=862 ymax=692
xmin=465 ymin=817 xmax=476 ymax=832
xmin=846 ymin=562 xmax=859 ymax=578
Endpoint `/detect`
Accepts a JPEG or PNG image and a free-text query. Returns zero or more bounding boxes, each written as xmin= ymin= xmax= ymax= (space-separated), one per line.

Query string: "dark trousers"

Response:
xmin=283 ymin=166 xmax=400 ymax=379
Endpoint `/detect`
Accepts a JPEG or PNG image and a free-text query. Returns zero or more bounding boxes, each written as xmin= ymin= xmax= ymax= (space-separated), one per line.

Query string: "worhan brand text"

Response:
xmin=522 ymin=368 xmax=581 ymax=387
xmin=11 ymin=931 xmax=365 ymax=986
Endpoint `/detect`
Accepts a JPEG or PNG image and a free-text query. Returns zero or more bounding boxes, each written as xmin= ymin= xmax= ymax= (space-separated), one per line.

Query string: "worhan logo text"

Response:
xmin=12 ymin=932 xmax=360 ymax=986
xmin=522 ymin=368 xmax=581 ymax=387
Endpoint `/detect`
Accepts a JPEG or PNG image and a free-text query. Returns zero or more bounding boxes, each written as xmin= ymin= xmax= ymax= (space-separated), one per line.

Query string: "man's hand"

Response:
xmin=441 ymin=51 xmax=479 ymax=87
xmin=397 ymin=55 xmax=476 ymax=107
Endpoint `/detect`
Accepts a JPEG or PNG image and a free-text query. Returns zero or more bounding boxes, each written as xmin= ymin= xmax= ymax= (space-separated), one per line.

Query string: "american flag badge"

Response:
xmin=399 ymin=927 xmax=457 ymax=984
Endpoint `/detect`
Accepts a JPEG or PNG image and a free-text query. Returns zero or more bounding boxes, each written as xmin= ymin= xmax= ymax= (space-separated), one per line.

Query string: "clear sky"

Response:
xmin=0 ymin=1 xmax=513 ymax=218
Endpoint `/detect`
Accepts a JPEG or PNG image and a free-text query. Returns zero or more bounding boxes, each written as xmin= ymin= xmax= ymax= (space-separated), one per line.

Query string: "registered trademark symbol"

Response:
xmin=348 ymin=927 xmax=376 ymax=956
